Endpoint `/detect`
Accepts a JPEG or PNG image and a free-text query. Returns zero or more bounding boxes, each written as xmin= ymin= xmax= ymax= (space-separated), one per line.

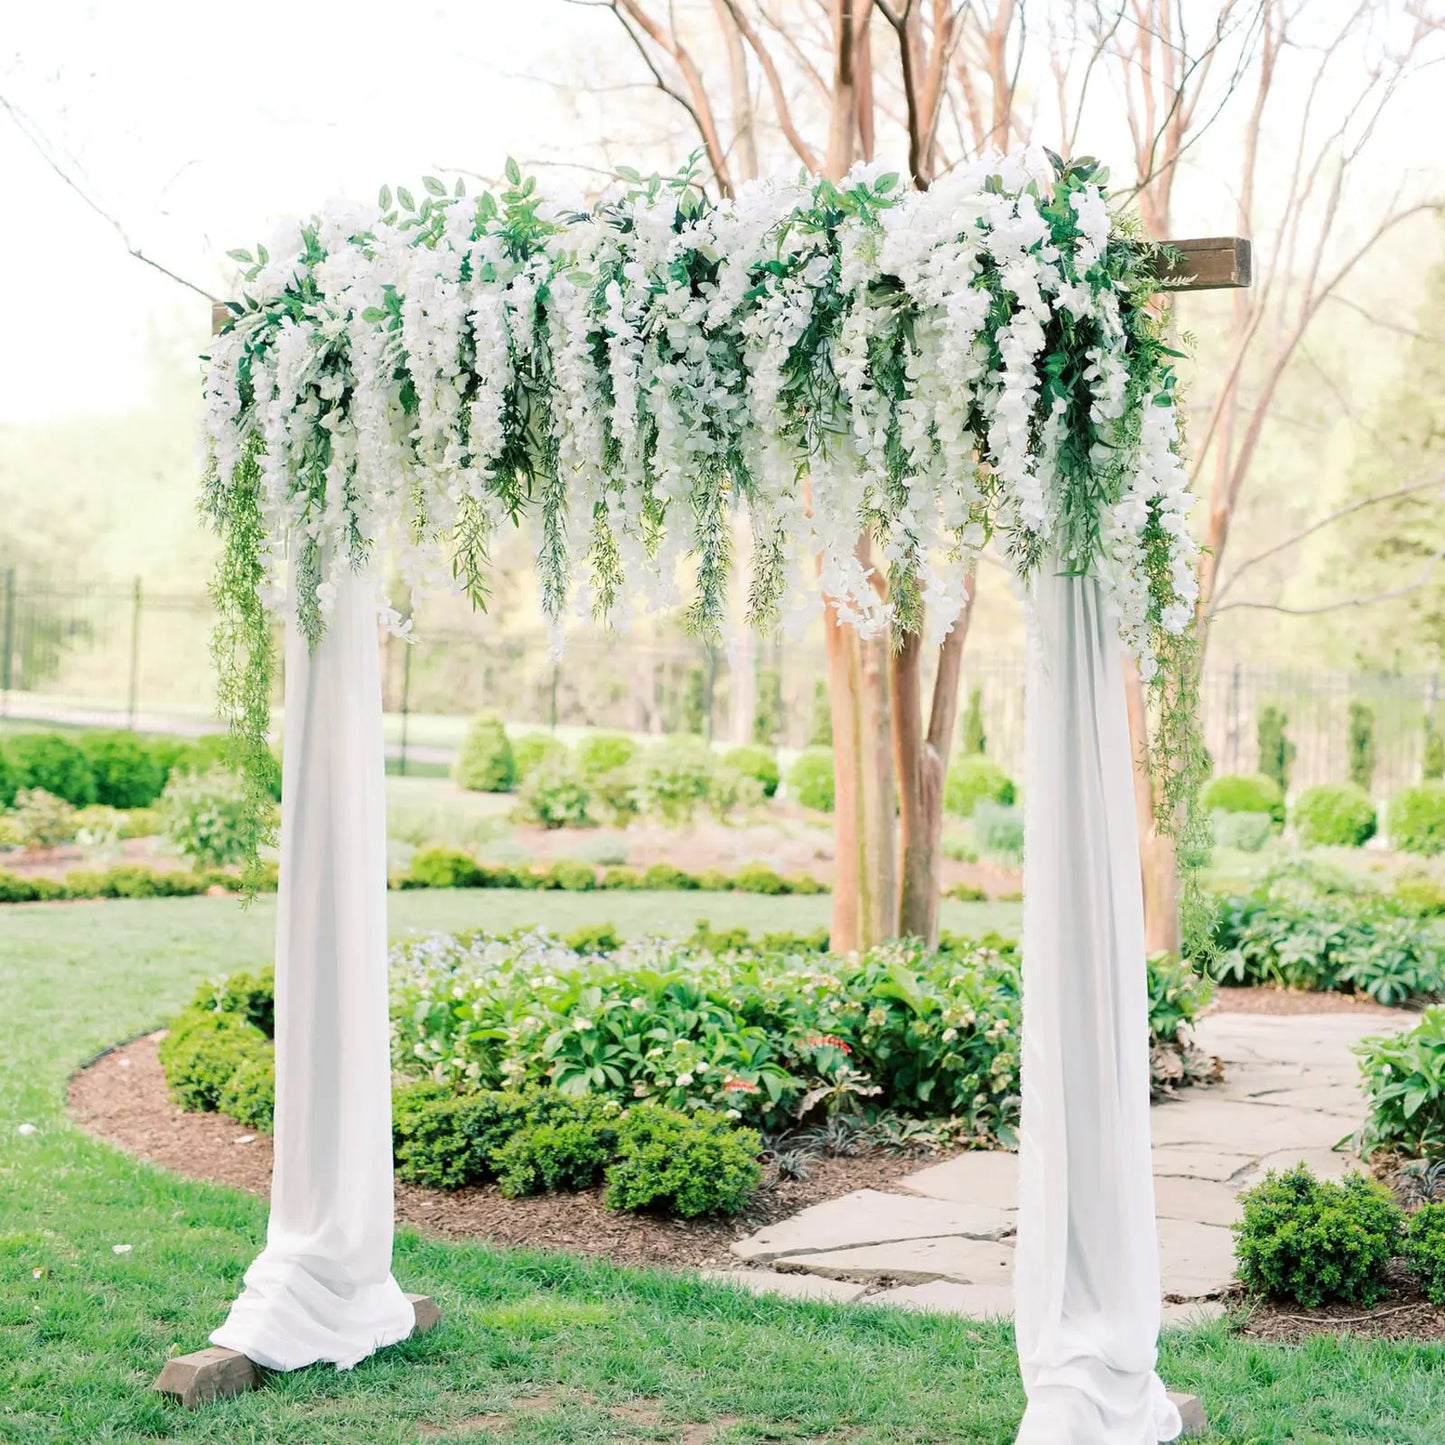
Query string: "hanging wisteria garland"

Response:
xmin=202 ymin=151 xmax=1203 ymax=873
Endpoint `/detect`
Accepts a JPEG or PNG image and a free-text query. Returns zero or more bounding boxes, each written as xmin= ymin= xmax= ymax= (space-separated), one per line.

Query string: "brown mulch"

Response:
xmin=68 ymin=1033 xmax=949 ymax=1273
xmin=1208 ymin=985 xmax=1406 ymax=1017
xmin=1231 ymin=1263 xmax=1445 ymax=1343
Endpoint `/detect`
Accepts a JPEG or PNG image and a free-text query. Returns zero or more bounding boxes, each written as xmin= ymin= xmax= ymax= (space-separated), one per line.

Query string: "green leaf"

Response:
xmin=504 ymin=156 xmax=522 ymax=186
xmin=424 ymin=175 xmax=447 ymax=196
xmin=226 ymin=248 xmax=254 ymax=265
xmin=397 ymin=186 xmax=415 ymax=211
xmin=875 ymin=172 xmax=899 ymax=193
xmin=361 ymin=307 xmax=388 ymax=323
xmin=378 ymin=184 xmax=392 ymax=211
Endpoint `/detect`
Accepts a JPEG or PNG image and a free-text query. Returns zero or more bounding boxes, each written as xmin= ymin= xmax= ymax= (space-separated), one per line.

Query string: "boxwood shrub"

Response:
xmin=453 ymin=713 xmax=516 ymax=793
xmin=605 ymin=1107 xmax=762 ymax=1218
xmin=943 ymin=756 xmax=1016 ymax=818
xmin=574 ymin=732 xmax=637 ymax=779
xmin=1200 ymin=773 xmax=1285 ymax=828
xmin=722 ymin=744 xmax=781 ymax=799
xmin=1403 ymin=1203 xmax=1445 ymax=1305
xmin=787 ymin=747 xmax=834 ymax=812
xmin=1388 ymin=782 xmax=1445 ymax=856
xmin=1293 ymin=782 xmax=1376 ymax=848
xmin=5 ymin=733 xmax=96 ymax=807
xmin=77 ymin=731 xmax=167 ymax=808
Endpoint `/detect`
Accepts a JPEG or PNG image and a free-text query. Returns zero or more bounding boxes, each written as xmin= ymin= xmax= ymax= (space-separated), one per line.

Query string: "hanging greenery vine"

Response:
xmin=201 ymin=149 xmax=1204 ymax=883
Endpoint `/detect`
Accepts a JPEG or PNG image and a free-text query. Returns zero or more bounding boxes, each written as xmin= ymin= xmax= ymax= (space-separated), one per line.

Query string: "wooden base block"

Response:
xmin=153 ymin=1345 xmax=259 ymax=1408
xmin=154 ymin=1295 xmax=441 ymax=1408
xmin=1166 ymin=1391 xmax=1208 ymax=1439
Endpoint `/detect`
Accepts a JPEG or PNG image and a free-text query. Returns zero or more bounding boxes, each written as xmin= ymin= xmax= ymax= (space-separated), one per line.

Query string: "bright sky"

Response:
xmin=2 ymin=1 xmax=1440 ymax=425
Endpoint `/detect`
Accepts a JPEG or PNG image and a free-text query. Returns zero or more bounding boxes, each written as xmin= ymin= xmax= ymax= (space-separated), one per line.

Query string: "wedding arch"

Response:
xmin=160 ymin=151 xmax=1249 ymax=1445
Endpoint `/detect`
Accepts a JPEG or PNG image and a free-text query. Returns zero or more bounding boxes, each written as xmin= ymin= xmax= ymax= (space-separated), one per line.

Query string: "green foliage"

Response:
xmin=960 ymin=687 xmax=987 ymax=756
xmin=574 ymin=732 xmax=636 ymax=779
xmin=1393 ymin=871 xmax=1445 ymax=916
xmin=605 ymin=1107 xmax=761 ymax=1218
xmin=1257 ymin=706 xmax=1296 ymax=793
xmin=1200 ymin=773 xmax=1286 ymax=828
xmin=721 ymin=744 xmax=780 ymax=798
xmin=192 ymin=965 xmax=276 ymax=1035
xmin=408 ymin=845 xmax=485 ymax=888
xmin=1356 ymin=1007 xmax=1445 ymax=1158
xmin=0 ymin=744 xmax=15 ymax=809
xmin=599 ymin=865 xmax=645 ymax=890
xmin=494 ymin=1116 xmax=619 ymax=1197
xmin=1234 ymin=1166 xmax=1401 ymax=1308
xmin=77 ymin=731 xmax=166 ymax=808
xmin=788 ymin=747 xmax=835 ymax=812
xmin=588 ymin=764 xmax=642 ymax=825
xmin=159 ymin=767 xmax=260 ymax=868
xmin=1388 ymin=782 xmax=1445 ymax=855
xmin=1207 ymin=875 xmax=1445 ymax=1006
xmin=1348 ymin=703 xmax=1377 ymax=793
xmin=516 ymin=760 xmax=591 ymax=828
xmin=1210 ymin=811 xmax=1274 ymax=852
xmin=639 ymin=736 xmax=714 ymax=823
xmin=563 ymin=922 xmax=622 ymax=954
xmin=511 ymin=732 xmax=568 ymax=779
xmin=1424 ymin=715 xmax=1445 ymax=781
xmin=217 ymin=1054 xmax=276 ymax=1132
xmin=732 ymin=862 xmax=789 ymax=895
xmin=752 ymin=668 xmax=783 ymax=745
xmin=157 ymin=1008 xmax=271 ymax=1113
xmin=1403 ymin=1203 xmax=1445 ymax=1305
xmin=5 ymin=732 xmax=96 ymax=806
xmin=944 ymin=757 xmax=1016 ymax=819
xmin=972 ymin=802 xmax=1024 ymax=864
xmin=453 ymin=713 xmax=516 ymax=793
xmin=11 ymin=788 xmax=77 ymax=850
xmin=808 ymin=680 xmax=833 ymax=749
xmin=545 ymin=859 xmax=598 ymax=891
xmin=1293 ymin=783 xmax=1377 ymax=849
xmin=391 ymin=1082 xmax=528 ymax=1189
xmin=643 ymin=862 xmax=698 ymax=891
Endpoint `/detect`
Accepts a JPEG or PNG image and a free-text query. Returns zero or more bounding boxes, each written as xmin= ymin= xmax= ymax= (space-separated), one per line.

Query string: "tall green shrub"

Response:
xmin=1257 ymin=706 xmax=1296 ymax=792
xmin=452 ymin=713 xmax=516 ymax=793
xmin=960 ymin=686 xmax=987 ymax=756
xmin=1348 ymin=702 xmax=1377 ymax=793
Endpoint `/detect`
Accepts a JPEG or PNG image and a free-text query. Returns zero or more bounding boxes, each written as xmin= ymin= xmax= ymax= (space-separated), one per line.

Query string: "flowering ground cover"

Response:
xmin=4 ymin=893 xmax=1445 ymax=1442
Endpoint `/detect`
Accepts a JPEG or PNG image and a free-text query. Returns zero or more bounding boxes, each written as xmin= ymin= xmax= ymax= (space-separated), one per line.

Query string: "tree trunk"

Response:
xmin=1123 ymin=657 xmax=1181 ymax=956
xmin=894 ymin=569 xmax=975 ymax=946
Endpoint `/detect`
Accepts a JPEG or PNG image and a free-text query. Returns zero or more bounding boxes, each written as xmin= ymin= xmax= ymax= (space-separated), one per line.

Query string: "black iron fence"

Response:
xmin=1 ymin=571 xmax=1439 ymax=796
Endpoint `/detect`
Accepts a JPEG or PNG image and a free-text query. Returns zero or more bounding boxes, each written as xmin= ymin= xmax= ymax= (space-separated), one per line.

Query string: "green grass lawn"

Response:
xmin=2 ymin=895 xmax=1444 ymax=1443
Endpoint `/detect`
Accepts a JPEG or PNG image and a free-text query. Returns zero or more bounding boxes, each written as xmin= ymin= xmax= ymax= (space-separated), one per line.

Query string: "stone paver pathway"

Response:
xmin=719 ymin=1009 xmax=1395 ymax=1323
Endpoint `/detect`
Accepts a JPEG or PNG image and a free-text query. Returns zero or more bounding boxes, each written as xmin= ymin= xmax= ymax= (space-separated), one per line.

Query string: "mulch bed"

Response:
xmin=68 ymin=1033 xmax=947 ymax=1273
xmin=1231 ymin=1263 xmax=1445 ymax=1344
xmin=1207 ymin=985 xmax=1406 ymax=1017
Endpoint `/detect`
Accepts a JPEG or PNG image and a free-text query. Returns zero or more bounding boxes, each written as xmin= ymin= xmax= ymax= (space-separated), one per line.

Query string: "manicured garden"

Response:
xmin=4 ymin=892 xmax=1445 ymax=1443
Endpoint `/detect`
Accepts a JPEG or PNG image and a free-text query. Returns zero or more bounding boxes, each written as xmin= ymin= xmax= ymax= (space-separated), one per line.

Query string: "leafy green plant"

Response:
xmin=787 ymin=747 xmax=834 ymax=812
xmin=545 ymin=859 xmax=598 ymax=891
xmin=158 ymin=1009 xmax=271 ymax=1113
xmin=1348 ymin=702 xmax=1377 ymax=793
xmin=706 ymin=765 xmax=765 ymax=821
xmin=159 ymin=768 xmax=261 ymax=868
xmin=599 ymin=865 xmax=645 ymax=890
xmin=588 ymin=764 xmax=642 ymax=825
xmin=639 ymin=736 xmax=714 ymax=823
xmin=5 ymin=733 xmax=96 ymax=807
xmin=1234 ymin=1166 xmax=1400 ymax=1307
xmin=1200 ymin=773 xmax=1285 ymax=828
xmin=605 ymin=1106 xmax=761 ymax=1217
xmin=643 ymin=862 xmax=699 ymax=890
xmin=959 ymin=686 xmax=986 ymax=756
xmin=408 ymin=845 xmax=484 ymax=889
xmin=11 ymin=789 xmax=77 ymax=851
xmin=1424 ymin=715 xmax=1445 ymax=782
xmin=511 ymin=732 xmax=568 ymax=780
xmin=494 ymin=1115 xmax=620 ymax=1196
xmin=77 ymin=731 xmax=167 ymax=808
xmin=1388 ymin=783 xmax=1445 ymax=856
xmin=0 ymin=744 xmax=16 ymax=809
xmin=574 ymin=732 xmax=637 ymax=779
xmin=1403 ymin=1202 xmax=1445 ymax=1305
xmin=1257 ymin=706 xmax=1296 ymax=793
xmin=808 ymin=680 xmax=833 ymax=749
xmin=217 ymin=1055 xmax=276 ymax=1132
xmin=1356 ymin=1007 xmax=1445 ymax=1157
xmin=722 ymin=745 xmax=780 ymax=799
xmin=516 ymin=760 xmax=591 ymax=828
xmin=752 ymin=669 xmax=783 ymax=746
xmin=453 ymin=713 xmax=516 ymax=793
xmin=972 ymin=802 xmax=1024 ymax=863
xmin=1210 ymin=810 xmax=1274 ymax=852
xmin=732 ymin=862 xmax=789 ymax=895
xmin=1394 ymin=871 xmax=1445 ymax=917
xmin=944 ymin=756 xmax=1015 ymax=818
xmin=1294 ymin=783 xmax=1377 ymax=849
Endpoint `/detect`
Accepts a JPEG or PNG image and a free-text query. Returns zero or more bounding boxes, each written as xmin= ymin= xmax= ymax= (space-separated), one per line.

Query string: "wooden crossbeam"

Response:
xmin=1156 ymin=237 xmax=1251 ymax=291
xmin=208 ymin=235 xmax=1250 ymax=337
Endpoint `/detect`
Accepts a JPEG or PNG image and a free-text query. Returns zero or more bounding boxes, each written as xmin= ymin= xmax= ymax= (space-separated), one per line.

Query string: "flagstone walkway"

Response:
xmin=710 ymin=1009 xmax=1396 ymax=1324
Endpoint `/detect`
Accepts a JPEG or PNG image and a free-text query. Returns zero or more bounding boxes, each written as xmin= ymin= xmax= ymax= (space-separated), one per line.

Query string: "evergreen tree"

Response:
xmin=1348 ymin=701 xmax=1377 ymax=793
xmin=1258 ymin=706 xmax=1296 ymax=792
xmin=960 ymin=686 xmax=987 ymax=756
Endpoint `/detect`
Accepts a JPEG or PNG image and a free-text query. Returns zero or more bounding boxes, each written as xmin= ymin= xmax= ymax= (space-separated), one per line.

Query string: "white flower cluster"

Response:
xmin=203 ymin=155 xmax=1196 ymax=675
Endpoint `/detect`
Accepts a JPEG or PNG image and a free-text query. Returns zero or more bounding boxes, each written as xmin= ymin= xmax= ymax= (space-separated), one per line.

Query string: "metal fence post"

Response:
xmin=126 ymin=577 xmax=143 ymax=730
xmin=1 ymin=568 xmax=14 ymax=716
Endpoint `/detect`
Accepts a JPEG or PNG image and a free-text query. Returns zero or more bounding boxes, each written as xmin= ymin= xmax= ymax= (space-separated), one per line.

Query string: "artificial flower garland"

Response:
xmin=202 ymin=150 xmax=1201 ymax=867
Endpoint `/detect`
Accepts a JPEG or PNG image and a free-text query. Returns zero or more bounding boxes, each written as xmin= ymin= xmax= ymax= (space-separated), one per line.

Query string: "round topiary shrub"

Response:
xmin=1200 ymin=772 xmax=1286 ymax=828
xmin=1209 ymin=811 xmax=1274 ymax=852
xmin=643 ymin=861 xmax=699 ymax=891
xmin=722 ymin=744 xmax=781 ymax=799
xmin=943 ymin=756 xmax=1016 ymax=818
xmin=574 ymin=731 xmax=637 ymax=779
xmin=1293 ymin=782 xmax=1377 ymax=849
xmin=1388 ymin=782 xmax=1445 ymax=856
xmin=5 ymin=732 xmax=96 ymax=807
xmin=639 ymin=736 xmax=715 ymax=823
xmin=787 ymin=747 xmax=835 ymax=812
xmin=78 ymin=731 xmax=167 ymax=808
xmin=511 ymin=732 xmax=569 ymax=780
xmin=452 ymin=713 xmax=516 ymax=793
xmin=545 ymin=858 xmax=598 ymax=891
xmin=515 ymin=761 xmax=591 ymax=828
xmin=604 ymin=1106 xmax=761 ymax=1218
xmin=407 ymin=845 xmax=484 ymax=889
xmin=732 ymin=862 xmax=790 ymax=895
xmin=1233 ymin=1165 xmax=1401 ymax=1307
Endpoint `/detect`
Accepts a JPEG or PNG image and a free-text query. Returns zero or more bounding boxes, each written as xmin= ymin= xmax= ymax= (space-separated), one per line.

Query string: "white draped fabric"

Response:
xmin=1013 ymin=565 xmax=1180 ymax=1444
xmin=210 ymin=571 xmax=415 ymax=1372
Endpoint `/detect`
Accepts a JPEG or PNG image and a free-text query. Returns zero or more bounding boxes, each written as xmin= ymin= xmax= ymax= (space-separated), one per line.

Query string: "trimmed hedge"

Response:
xmin=453 ymin=713 xmax=516 ymax=793
xmin=77 ymin=731 xmax=167 ymax=808
xmin=1200 ymin=773 xmax=1285 ymax=828
xmin=4 ymin=733 xmax=96 ymax=807
xmin=943 ymin=756 xmax=1016 ymax=818
xmin=0 ymin=862 xmax=276 ymax=904
xmin=1388 ymin=782 xmax=1445 ymax=856
xmin=1293 ymin=782 xmax=1377 ymax=848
